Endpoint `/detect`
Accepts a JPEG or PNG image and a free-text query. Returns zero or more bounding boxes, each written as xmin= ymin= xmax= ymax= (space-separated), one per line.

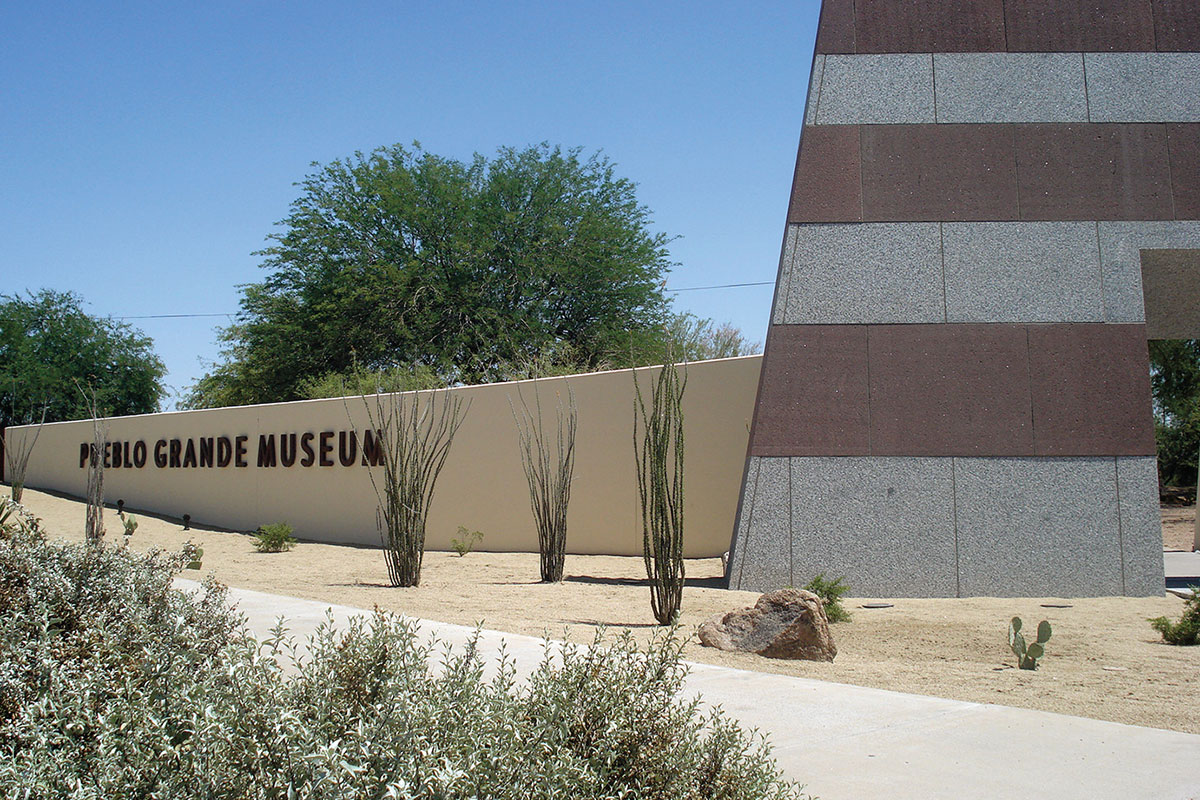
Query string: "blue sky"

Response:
xmin=1 ymin=1 xmax=819 ymax=406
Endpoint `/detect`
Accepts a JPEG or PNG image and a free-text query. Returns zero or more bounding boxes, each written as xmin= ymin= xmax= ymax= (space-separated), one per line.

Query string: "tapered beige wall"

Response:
xmin=8 ymin=356 xmax=760 ymax=558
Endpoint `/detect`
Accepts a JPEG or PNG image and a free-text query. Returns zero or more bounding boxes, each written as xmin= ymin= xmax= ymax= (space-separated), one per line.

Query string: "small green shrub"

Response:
xmin=0 ymin=522 xmax=811 ymax=799
xmin=1009 ymin=617 xmax=1052 ymax=669
xmin=254 ymin=521 xmax=297 ymax=552
xmin=121 ymin=513 xmax=138 ymax=538
xmin=450 ymin=525 xmax=483 ymax=557
xmin=1150 ymin=589 xmax=1200 ymax=645
xmin=804 ymin=572 xmax=851 ymax=623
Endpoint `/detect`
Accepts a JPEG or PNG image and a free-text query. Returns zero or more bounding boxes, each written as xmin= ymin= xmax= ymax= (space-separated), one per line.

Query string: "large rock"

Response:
xmin=698 ymin=588 xmax=837 ymax=661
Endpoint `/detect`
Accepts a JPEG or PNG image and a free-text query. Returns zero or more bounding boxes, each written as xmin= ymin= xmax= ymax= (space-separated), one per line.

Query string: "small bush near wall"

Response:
xmin=0 ymin=505 xmax=810 ymax=799
xmin=1150 ymin=589 xmax=1200 ymax=645
xmin=803 ymin=573 xmax=852 ymax=623
xmin=254 ymin=521 xmax=297 ymax=552
xmin=450 ymin=524 xmax=483 ymax=557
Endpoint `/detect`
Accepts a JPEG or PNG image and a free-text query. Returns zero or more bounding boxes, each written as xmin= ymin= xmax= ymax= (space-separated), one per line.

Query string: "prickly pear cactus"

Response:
xmin=1008 ymin=617 xmax=1052 ymax=669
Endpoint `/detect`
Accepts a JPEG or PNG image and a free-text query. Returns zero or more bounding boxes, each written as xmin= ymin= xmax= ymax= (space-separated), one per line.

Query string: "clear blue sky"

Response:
xmin=1 ymin=1 xmax=818 ymax=407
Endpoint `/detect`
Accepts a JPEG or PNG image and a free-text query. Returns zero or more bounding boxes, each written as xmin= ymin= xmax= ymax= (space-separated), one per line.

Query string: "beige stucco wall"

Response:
xmin=8 ymin=356 xmax=760 ymax=558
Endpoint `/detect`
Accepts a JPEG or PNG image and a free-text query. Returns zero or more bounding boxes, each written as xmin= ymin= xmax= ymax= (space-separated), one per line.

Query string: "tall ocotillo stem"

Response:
xmin=362 ymin=388 xmax=467 ymax=587
xmin=79 ymin=383 xmax=107 ymax=545
xmin=511 ymin=384 xmax=577 ymax=583
xmin=4 ymin=407 xmax=46 ymax=502
xmin=633 ymin=358 xmax=687 ymax=625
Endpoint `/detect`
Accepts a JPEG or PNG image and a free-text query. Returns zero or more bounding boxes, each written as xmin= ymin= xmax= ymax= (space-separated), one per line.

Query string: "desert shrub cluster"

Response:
xmin=802 ymin=573 xmax=851 ymax=624
xmin=253 ymin=521 xmax=297 ymax=553
xmin=0 ymin=502 xmax=807 ymax=799
xmin=1150 ymin=589 xmax=1200 ymax=645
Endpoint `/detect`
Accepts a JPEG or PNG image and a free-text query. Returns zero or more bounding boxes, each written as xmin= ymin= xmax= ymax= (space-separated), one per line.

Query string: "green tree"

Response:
xmin=1149 ymin=339 xmax=1200 ymax=487
xmin=0 ymin=290 xmax=166 ymax=428
xmin=661 ymin=313 xmax=761 ymax=362
xmin=286 ymin=315 xmax=763 ymax=402
xmin=295 ymin=363 xmax=444 ymax=400
xmin=185 ymin=143 xmax=676 ymax=408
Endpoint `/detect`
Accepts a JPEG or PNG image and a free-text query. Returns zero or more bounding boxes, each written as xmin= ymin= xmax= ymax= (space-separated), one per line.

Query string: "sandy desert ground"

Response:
xmin=11 ymin=487 xmax=1200 ymax=735
xmin=1162 ymin=504 xmax=1197 ymax=551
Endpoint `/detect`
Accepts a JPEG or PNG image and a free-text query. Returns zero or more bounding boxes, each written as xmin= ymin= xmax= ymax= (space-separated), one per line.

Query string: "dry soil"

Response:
xmin=13 ymin=488 xmax=1200 ymax=735
xmin=1162 ymin=504 xmax=1197 ymax=551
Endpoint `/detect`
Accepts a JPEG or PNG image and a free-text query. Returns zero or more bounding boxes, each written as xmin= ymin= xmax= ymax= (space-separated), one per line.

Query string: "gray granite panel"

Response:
xmin=954 ymin=458 xmax=1124 ymax=597
xmin=815 ymin=54 xmax=935 ymax=125
xmin=783 ymin=223 xmax=945 ymax=324
xmin=1097 ymin=221 xmax=1200 ymax=322
xmin=728 ymin=457 xmax=760 ymax=583
xmin=804 ymin=55 xmax=825 ymax=127
xmin=771 ymin=225 xmax=800 ymax=325
xmin=934 ymin=53 xmax=1087 ymax=124
xmin=789 ymin=457 xmax=958 ymax=597
xmin=1085 ymin=53 xmax=1200 ymax=123
xmin=732 ymin=457 xmax=792 ymax=592
xmin=942 ymin=222 xmax=1103 ymax=322
xmin=1116 ymin=456 xmax=1166 ymax=596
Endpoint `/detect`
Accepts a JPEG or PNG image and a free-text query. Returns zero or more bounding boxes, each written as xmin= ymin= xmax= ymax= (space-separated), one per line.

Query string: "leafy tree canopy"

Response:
xmin=293 ymin=319 xmax=760 ymax=402
xmin=664 ymin=313 xmax=760 ymax=363
xmin=1149 ymin=339 xmax=1200 ymax=487
xmin=1150 ymin=339 xmax=1200 ymax=422
xmin=296 ymin=363 xmax=444 ymax=401
xmin=0 ymin=290 xmax=167 ymax=428
xmin=185 ymin=142 xmax=695 ymax=408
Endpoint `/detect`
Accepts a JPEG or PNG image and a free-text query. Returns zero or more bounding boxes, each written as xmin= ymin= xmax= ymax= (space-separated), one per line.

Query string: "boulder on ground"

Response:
xmin=698 ymin=588 xmax=837 ymax=661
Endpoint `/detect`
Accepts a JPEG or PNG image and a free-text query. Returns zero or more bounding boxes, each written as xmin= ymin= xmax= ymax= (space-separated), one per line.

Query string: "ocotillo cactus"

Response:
xmin=633 ymin=358 xmax=687 ymax=625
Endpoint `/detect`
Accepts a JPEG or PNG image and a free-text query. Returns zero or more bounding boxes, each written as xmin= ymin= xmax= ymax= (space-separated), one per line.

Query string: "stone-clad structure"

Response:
xmin=729 ymin=0 xmax=1200 ymax=596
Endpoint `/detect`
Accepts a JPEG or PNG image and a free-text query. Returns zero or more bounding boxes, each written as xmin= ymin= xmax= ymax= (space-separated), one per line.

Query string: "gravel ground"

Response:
xmin=14 ymin=486 xmax=1200 ymax=735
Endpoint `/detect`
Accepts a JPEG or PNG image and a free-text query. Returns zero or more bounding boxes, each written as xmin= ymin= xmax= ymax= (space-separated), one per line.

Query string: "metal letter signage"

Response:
xmin=75 ymin=428 xmax=386 ymax=471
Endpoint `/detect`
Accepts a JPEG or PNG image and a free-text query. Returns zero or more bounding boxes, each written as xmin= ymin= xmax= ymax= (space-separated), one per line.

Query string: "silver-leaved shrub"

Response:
xmin=0 ymin=501 xmax=810 ymax=800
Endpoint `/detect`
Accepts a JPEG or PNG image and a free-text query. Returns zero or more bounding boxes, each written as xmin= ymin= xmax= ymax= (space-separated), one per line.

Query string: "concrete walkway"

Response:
xmin=176 ymin=579 xmax=1200 ymax=800
xmin=1165 ymin=549 xmax=1200 ymax=580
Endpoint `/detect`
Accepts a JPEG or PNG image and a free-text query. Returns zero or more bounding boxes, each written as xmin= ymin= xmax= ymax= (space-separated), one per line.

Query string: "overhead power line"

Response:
xmin=665 ymin=280 xmax=773 ymax=293
xmin=117 ymin=313 xmax=232 ymax=320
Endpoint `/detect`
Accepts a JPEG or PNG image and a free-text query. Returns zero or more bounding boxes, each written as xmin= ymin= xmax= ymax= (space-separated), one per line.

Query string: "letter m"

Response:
xmin=361 ymin=429 xmax=385 ymax=466
xmin=257 ymin=434 xmax=277 ymax=467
